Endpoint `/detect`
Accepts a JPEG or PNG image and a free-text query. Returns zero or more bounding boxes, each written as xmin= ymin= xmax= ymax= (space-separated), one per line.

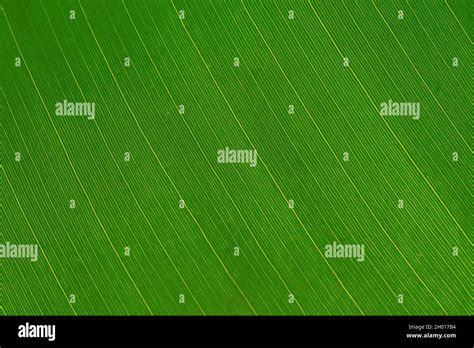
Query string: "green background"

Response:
xmin=1 ymin=0 xmax=471 ymax=315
